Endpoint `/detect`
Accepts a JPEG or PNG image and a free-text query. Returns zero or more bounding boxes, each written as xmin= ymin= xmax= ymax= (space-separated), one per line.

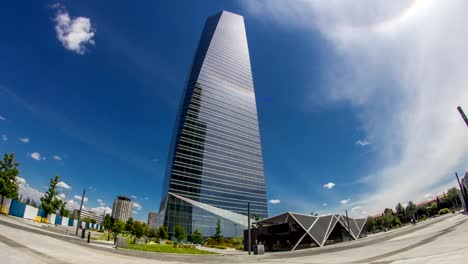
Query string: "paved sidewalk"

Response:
xmin=1 ymin=212 xmax=468 ymax=263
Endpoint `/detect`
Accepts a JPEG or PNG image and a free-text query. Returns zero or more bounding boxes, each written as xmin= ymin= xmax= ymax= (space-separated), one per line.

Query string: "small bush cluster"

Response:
xmin=438 ymin=208 xmax=450 ymax=215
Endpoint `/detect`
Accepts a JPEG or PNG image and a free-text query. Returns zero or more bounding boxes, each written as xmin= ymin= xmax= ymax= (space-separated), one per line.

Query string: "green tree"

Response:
xmin=213 ymin=219 xmax=223 ymax=243
xmin=447 ymin=187 xmax=461 ymax=208
xmin=392 ymin=216 xmax=402 ymax=227
xmin=103 ymin=214 xmax=113 ymax=241
xmin=383 ymin=208 xmax=393 ymax=215
xmin=366 ymin=217 xmax=376 ymax=233
xmin=125 ymin=217 xmax=134 ymax=233
xmin=133 ymin=221 xmax=144 ymax=238
xmin=142 ymin=222 xmax=149 ymax=237
xmin=0 ymin=153 xmax=20 ymax=209
xmin=192 ymin=228 xmax=203 ymax=244
xmin=103 ymin=214 xmax=113 ymax=230
xmin=406 ymin=201 xmax=416 ymax=218
xmin=112 ymin=220 xmax=125 ymax=235
xmin=427 ymin=202 xmax=438 ymax=216
xmin=395 ymin=203 xmax=406 ymax=223
xmin=158 ymin=225 xmax=168 ymax=240
xmin=148 ymin=228 xmax=157 ymax=238
xmin=59 ymin=202 xmax=69 ymax=217
xmin=174 ymin=224 xmax=186 ymax=243
xmin=40 ymin=176 xmax=64 ymax=215
xmin=81 ymin=217 xmax=92 ymax=223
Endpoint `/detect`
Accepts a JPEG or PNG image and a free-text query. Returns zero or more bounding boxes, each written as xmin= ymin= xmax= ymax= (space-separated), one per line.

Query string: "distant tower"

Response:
xmin=147 ymin=211 xmax=158 ymax=229
xmin=111 ymin=196 xmax=133 ymax=222
xmin=158 ymin=11 xmax=267 ymax=237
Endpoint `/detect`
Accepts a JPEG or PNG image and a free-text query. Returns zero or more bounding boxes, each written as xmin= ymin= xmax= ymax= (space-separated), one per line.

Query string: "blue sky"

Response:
xmin=1 ymin=1 xmax=467 ymax=221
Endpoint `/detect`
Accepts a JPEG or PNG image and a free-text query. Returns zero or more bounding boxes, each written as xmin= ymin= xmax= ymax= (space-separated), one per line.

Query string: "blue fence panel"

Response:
xmin=55 ymin=215 xmax=62 ymax=225
xmin=68 ymin=218 xmax=75 ymax=226
xmin=37 ymin=209 xmax=47 ymax=217
xmin=9 ymin=200 xmax=26 ymax=218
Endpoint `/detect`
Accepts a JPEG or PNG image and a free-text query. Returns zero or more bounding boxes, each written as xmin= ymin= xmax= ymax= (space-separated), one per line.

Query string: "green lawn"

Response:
xmin=126 ymin=244 xmax=216 ymax=254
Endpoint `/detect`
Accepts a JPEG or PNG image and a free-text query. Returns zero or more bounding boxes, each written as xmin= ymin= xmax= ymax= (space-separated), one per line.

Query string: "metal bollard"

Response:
xmin=87 ymin=232 xmax=91 ymax=243
xmin=81 ymin=229 xmax=86 ymax=239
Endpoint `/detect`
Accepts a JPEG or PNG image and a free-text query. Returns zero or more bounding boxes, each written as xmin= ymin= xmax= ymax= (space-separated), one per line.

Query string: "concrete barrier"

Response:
xmin=48 ymin=213 xmax=57 ymax=225
xmin=0 ymin=196 xmax=12 ymax=215
xmin=9 ymin=199 xmax=26 ymax=217
xmin=61 ymin=216 xmax=69 ymax=226
xmin=24 ymin=205 xmax=38 ymax=220
xmin=116 ymin=237 xmax=128 ymax=248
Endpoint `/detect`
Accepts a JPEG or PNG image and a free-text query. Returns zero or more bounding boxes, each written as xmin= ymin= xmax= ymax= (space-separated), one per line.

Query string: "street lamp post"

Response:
xmin=75 ymin=188 xmax=86 ymax=236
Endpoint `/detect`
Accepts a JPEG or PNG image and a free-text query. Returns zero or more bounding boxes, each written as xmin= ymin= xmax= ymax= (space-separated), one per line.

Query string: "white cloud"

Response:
xmin=340 ymin=199 xmax=350 ymax=205
xmin=130 ymin=195 xmax=137 ymax=199
xmin=242 ymin=0 xmax=468 ymax=215
xmin=19 ymin=137 xmax=30 ymax=143
xmin=90 ymin=206 xmax=112 ymax=216
xmin=323 ymin=203 xmax=327 ymax=206
xmin=59 ymin=193 xmax=66 ymax=200
xmin=97 ymin=199 xmax=106 ymax=206
xmin=57 ymin=181 xmax=71 ymax=189
xmin=2 ymin=135 xmax=7 ymax=141
xmin=65 ymin=199 xmax=84 ymax=211
xmin=30 ymin=152 xmax=41 ymax=161
xmin=53 ymin=6 xmax=95 ymax=54
xmin=323 ymin=182 xmax=336 ymax=189
xmin=133 ymin=202 xmax=142 ymax=210
xmin=17 ymin=177 xmax=44 ymax=203
xmin=52 ymin=155 xmax=62 ymax=160
xmin=0 ymin=115 xmax=6 ymax=121
xmin=351 ymin=206 xmax=362 ymax=212
xmin=362 ymin=211 xmax=368 ymax=215
xmin=355 ymin=139 xmax=371 ymax=146
xmin=269 ymin=199 xmax=281 ymax=204
xmin=74 ymin=195 xmax=88 ymax=203
xmin=143 ymin=197 xmax=149 ymax=200
xmin=424 ymin=193 xmax=434 ymax=199
xmin=133 ymin=210 xmax=138 ymax=214
xmin=16 ymin=176 xmax=26 ymax=185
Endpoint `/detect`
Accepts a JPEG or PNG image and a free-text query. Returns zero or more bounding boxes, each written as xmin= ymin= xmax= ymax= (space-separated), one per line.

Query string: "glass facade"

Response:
xmin=159 ymin=11 xmax=267 ymax=238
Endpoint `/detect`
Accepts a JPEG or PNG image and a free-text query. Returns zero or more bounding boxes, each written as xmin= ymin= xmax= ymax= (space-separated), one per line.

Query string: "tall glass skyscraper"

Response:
xmin=159 ymin=11 xmax=267 ymax=238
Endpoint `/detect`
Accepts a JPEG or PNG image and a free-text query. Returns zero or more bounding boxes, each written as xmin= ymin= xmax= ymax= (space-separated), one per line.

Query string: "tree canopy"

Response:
xmin=213 ymin=219 xmax=223 ymax=243
xmin=174 ymin=224 xmax=186 ymax=242
xmin=0 ymin=153 xmax=20 ymax=200
xmin=40 ymin=176 xmax=65 ymax=215
xmin=192 ymin=228 xmax=203 ymax=244
xmin=158 ymin=225 xmax=168 ymax=240
xmin=113 ymin=220 xmax=125 ymax=235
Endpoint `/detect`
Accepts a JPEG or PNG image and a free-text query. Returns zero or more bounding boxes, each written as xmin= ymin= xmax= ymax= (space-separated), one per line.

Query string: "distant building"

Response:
xmin=112 ymin=196 xmax=133 ymax=222
xmin=73 ymin=209 xmax=104 ymax=224
xmin=147 ymin=211 xmax=158 ymax=229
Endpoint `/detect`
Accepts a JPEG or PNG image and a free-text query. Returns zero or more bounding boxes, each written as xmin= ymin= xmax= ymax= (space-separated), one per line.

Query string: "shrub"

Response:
xmin=179 ymin=244 xmax=196 ymax=249
xmin=235 ymin=245 xmax=244 ymax=251
xmin=438 ymin=208 xmax=450 ymax=215
xmin=165 ymin=240 xmax=174 ymax=245
xmin=420 ymin=215 xmax=427 ymax=221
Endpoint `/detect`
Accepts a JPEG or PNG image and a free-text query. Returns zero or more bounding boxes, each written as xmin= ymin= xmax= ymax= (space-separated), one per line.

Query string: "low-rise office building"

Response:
xmin=245 ymin=212 xmax=367 ymax=251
